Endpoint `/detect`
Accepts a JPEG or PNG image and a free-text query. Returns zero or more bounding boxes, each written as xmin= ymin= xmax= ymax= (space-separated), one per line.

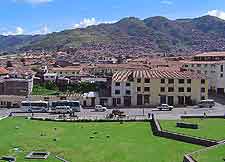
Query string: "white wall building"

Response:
xmin=44 ymin=73 xmax=57 ymax=82
xmin=182 ymin=52 xmax=225 ymax=94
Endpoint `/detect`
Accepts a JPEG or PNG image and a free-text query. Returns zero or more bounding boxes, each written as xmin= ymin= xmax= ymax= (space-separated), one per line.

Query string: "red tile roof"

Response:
xmin=181 ymin=60 xmax=225 ymax=64
xmin=112 ymin=69 xmax=205 ymax=82
xmin=195 ymin=52 xmax=225 ymax=57
xmin=0 ymin=67 xmax=9 ymax=75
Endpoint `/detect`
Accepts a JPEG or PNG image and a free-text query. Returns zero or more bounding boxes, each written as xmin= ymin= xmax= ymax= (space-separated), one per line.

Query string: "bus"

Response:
xmin=21 ymin=101 xmax=49 ymax=112
xmin=51 ymin=100 xmax=81 ymax=112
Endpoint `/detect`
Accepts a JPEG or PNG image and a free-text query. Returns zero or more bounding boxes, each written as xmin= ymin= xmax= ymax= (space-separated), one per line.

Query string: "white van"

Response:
xmin=95 ymin=105 xmax=107 ymax=112
xmin=198 ymin=99 xmax=215 ymax=108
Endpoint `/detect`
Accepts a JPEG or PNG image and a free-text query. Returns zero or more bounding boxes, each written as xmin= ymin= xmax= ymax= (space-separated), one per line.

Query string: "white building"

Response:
xmin=44 ymin=73 xmax=57 ymax=82
xmin=182 ymin=52 xmax=225 ymax=94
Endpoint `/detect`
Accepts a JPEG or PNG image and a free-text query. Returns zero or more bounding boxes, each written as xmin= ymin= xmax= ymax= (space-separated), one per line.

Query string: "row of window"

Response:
xmin=115 ymin=79 xmax=206 ymax=87
xmin=55 ymin=71 xmax=79 ymax=75
xmin=161 ymin=87 xmax=205 ymax=93
xmin=115 ymin=87 xmax=206 ymax=95
xmin=115 ymin=90 xmax=131 ymax=95
xmin=160 ymin=87 xmax=191 ymax=93
xmin=184 ymin=64 xmax=216 ymax=68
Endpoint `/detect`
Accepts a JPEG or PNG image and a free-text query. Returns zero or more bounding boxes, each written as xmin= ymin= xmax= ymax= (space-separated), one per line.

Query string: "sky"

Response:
xmin=1 ymin=0 xmax=225 ymax=35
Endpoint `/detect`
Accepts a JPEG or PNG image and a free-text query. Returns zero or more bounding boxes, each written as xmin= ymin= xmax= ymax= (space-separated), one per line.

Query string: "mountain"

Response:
xmin=1 ymin=15 xmax=225 ymax=54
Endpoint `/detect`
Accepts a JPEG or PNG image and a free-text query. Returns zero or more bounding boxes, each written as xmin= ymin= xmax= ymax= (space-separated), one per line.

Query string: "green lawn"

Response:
xmin=0 ymin=118 xmax=202 ymax=162
xmin=32 ymin=85 xmax=60 ymax=96
xmin=192 ymin=144 xmax=225 ymax=162
xmin=160 ymin=118 xmax=225 ymax=141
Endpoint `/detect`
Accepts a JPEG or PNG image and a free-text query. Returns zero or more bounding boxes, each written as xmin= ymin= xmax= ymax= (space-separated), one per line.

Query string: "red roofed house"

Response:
xmin=0 ymin=67 xmax=9 ymax=78
xmin=111 ymin=69 xmax=208 ymax=107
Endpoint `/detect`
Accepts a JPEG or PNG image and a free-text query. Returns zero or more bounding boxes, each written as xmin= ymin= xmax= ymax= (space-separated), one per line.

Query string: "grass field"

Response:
xmin=0 ymin=118 xmax=202 ymax=162
xmin=160 ymin=118 xmax=225 ymax=141
xmin=192 ymin=144 xmax=225 ymax=162
xmin=32 ymin=85 xmax=60 ymax=96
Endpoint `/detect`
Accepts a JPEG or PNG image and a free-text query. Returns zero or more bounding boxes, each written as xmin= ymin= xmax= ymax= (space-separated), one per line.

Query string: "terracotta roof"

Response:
xmin=195 ymin=52 xmax=225 ymax=57
xmin=52 ymin=66 xmax=81 ymax=72
xmin=181 ymin=60 xmax=225 ymax=64
xmin=93 ymin=64 xmax=150 ymax=69
xmin=0 ymin=67 xmax=9 ymax=75
xmin=112 ymin=69 xmax=205 ymax=82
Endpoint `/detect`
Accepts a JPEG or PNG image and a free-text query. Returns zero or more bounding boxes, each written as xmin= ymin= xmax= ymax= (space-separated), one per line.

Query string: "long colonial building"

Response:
xmin=111 ymin=69 xmax=208 ymax=107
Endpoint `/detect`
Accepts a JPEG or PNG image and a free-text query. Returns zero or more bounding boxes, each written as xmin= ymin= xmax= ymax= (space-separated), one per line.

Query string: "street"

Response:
xmin=0 ymin=102 xmax=225 ymax=120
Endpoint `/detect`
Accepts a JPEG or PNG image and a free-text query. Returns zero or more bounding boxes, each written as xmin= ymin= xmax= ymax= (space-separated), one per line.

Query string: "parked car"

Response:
xmin=155 ymin=104 xmax=174 ymax=111
xmin=198 ymin=99 xmax=215 ymax=108
xmin=95 ymin=105 xmax=107 ymax=112
xmin=107 ymin=109 xmax=126 ymax=118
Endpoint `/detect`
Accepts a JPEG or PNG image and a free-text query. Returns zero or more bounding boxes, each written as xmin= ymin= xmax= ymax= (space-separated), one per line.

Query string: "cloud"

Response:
xmin=207 ymin=10 xmax=225 ymax=20
xmin=14 ymin=0 xmax=53 ymax=5
xmin=74 ymin=18 xmax=116 ymax=28
xmin=160 ymin=0 xmax=173 ymax=5
xmin=31 ymin=25 xmax=50 ymax=35
xmin=2 ymin=27 xmax=24 ymax=36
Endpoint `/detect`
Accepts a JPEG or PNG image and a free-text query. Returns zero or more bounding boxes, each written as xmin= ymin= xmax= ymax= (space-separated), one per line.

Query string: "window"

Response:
xmin=115 ymin=82 xmax=120 ymax=86
xmin=179 ymin=87 xmax=184 ymax=92
xmin=201 ymin=79 xmax=205 ymax=84
xmin=204 ymin=64 xmax=208 ymax=67
xmin=144 ymin=95 xmax=150 ymax=104
xmin=160 ymin=87 xmax=165 ymax=92
xmin=221 ymin=65 xmax=224 ymax=72
xmin=168 ymin=87 xmax=174 ymax=92
xmin=168 ymin=79 xmax=174 ymax=84
xmin=184 ymin=64 xmax=188 ymax=68
xmin=137 ymin=78 xmax=141 ymax=83
xmin=145 ymin=78 xmax=150 ymax=83
xmin=179 ymin=79 xmax=185 ymax=84
xmin=197 ymin=64 xmax=201 ymax=67
xmin=126 ymin=82 xmax=131 ymax=87
xmin=161 ymin=79 xmax=165 ymax=84
xmin=187 ymin=87 xmax=191 ymax=92
xmin=60 ymin=72 xmax=62 ymax=74
xmin=221 ymin=73 xmax=224 ymax=78
xmin=137 ymin=87 xmax=141 ymax=92
xmin=115 ymin=90 xmax=120 ymax=95
xmin=126 ymin=90 xmax=131 ymax=95
xmin=187 ymin=79 xmax=191 ymax=84
xmin=191 ymin=64 xmax=194 ymax=67
xmin=201 ymin=88 xmax=205 ymax=93
xmin=144 ymin=87 xmax=150 ymax=92
xmin=117 ymin=98 xmax=121 ymax=104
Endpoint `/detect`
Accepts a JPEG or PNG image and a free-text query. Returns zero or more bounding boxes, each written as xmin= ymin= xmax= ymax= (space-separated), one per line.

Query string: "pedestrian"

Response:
xmin=148 ymin=113 xmax=151 ymax=119
xmin=204 ymin=112 xmax=207 ymax=118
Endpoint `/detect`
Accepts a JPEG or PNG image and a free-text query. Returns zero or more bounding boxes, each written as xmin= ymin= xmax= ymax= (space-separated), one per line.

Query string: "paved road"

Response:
xmin=0 ymin=103 xmax=225 ymax=120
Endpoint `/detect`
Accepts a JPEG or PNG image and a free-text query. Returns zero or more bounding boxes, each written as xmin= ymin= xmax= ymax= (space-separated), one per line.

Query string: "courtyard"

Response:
xmin=159 ymin=118 xmax=225 ymax=141
xmin=0 ymin=117 xmax=201 ymax=162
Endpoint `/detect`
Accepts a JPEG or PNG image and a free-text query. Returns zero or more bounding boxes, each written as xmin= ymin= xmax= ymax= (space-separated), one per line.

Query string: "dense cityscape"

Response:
xmin=0 ymin=0 xmax=224 ymax=162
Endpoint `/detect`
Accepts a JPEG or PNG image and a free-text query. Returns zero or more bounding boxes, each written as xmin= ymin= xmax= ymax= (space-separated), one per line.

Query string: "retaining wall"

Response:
xmin=150 ymin=114 xmax=219 ymax=147
xmin=181 ymin=115 xmax=225 ymax=119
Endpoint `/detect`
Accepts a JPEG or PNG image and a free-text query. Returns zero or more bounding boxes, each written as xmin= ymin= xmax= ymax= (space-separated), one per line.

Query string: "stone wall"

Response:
xmin=150 ymin=114 xmax=219 ymax=147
